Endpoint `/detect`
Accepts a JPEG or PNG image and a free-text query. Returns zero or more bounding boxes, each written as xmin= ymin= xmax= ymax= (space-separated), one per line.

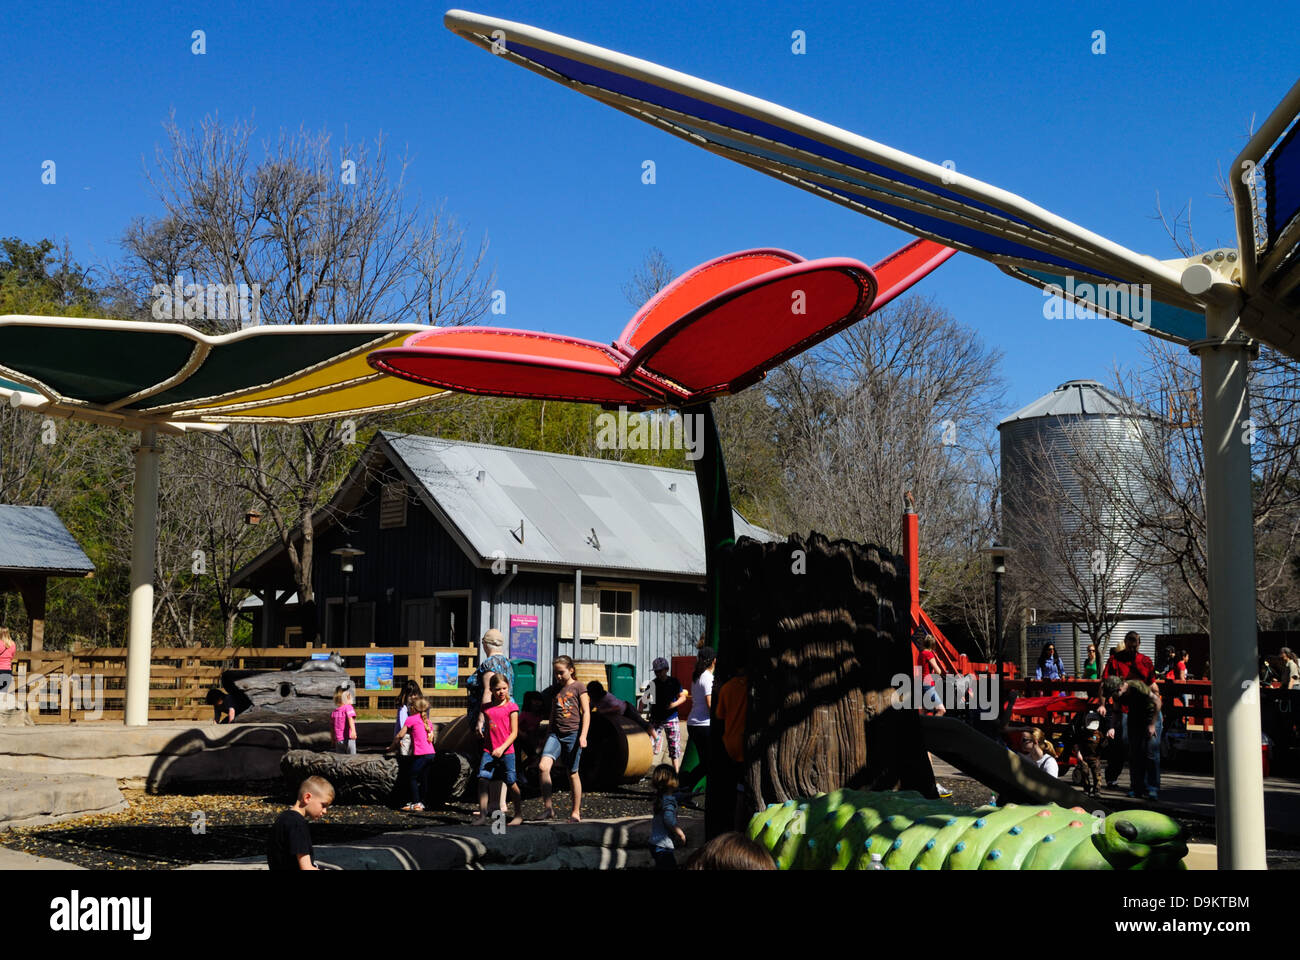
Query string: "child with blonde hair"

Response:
xmin=0 ymin=627 xmax=15 ymax=698
xmin=473 ymin=674 xmax=524 ymax=826
xmin=390 ymin=695 xmax=436 ymax=811
xmin=267 ymin=776 xmax=333 ymax=870
xmin=1018 ymin=726 xmax=1060 ymax=778
xmin=332 ymin=686 xmax=357 ymax=754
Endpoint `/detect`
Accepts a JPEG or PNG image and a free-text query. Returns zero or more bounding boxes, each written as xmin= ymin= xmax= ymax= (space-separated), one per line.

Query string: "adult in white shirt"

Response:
xmin=1019 ymin=727 xmax=1060 ymax=778
xmin=685 ymin=645 xmax=716 ymax=792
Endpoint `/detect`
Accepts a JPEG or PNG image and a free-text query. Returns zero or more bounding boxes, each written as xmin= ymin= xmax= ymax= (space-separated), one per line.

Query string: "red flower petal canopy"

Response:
xmin=369 ymin=238 xmax=954 ymax=407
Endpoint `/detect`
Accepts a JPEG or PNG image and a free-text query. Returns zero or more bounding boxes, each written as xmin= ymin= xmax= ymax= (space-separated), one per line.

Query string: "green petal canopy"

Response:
xmin=0 ymin=316 xmax=449 ymax=431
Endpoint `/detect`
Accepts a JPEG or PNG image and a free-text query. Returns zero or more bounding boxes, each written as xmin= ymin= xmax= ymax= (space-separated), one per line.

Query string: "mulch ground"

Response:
xmin=8 ymin=771 xmax=1298 ymax=870
xmin=0 ymin=779 xmax=667 ymax=870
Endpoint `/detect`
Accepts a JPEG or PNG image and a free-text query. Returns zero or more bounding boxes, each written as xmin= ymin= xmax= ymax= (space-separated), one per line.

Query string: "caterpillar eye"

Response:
xmin=1115 ymin=820 xmax=1139 ymax=841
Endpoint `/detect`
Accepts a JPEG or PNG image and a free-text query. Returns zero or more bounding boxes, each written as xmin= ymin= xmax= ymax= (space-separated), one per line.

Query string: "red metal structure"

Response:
xmin=902 ymin=503 xmax=1012 ymax=678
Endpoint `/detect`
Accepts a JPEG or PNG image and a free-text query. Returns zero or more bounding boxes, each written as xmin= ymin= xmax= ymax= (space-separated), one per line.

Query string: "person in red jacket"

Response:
xmin=1101 ymin=632 xmax=1157 ymax=788
xmin=1102 ymin=631 xmax=1156 ymax=683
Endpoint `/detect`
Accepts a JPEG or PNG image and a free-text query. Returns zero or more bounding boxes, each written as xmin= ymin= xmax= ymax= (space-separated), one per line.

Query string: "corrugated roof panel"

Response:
xmin=0 ymin=506 xmax=95 ymax=574
xmin=623 ymin=466 xmax=679 ymax=505
xmin=565 ymin=462 xmax=606 ymax=497
xmin=381 ymin=432 xmax=775 ymax=576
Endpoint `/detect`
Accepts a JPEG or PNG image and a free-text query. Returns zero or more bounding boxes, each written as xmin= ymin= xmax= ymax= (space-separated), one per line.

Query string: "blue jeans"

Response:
xmin=1128 ymin=712 xmax=1162 ymax=797
xmin=543 ymin=730 xmax=582 ymax=770
xmin=409 ymin=754 xmax=434 ymax=805
xmin=478 ymin=751 xmax=517 ymax=785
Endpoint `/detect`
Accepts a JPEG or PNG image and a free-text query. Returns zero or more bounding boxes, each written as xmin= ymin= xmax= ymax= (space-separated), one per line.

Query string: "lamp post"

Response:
xmin=982 ymin=543 xmax=1012 ymax=672
xmin=330 ymin=543 xmax=365 ymax=646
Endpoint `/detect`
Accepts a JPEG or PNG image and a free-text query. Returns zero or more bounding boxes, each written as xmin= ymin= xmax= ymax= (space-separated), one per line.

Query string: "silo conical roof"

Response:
xmin=998 ymin=379 xmax=1156 ymax=428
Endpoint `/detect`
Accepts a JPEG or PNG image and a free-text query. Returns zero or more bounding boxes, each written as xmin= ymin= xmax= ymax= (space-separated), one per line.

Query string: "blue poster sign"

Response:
xmin=434 ymin=651 xmax=460 ymax=690
xmin=365 ymin=652 xmax=394 ymax=690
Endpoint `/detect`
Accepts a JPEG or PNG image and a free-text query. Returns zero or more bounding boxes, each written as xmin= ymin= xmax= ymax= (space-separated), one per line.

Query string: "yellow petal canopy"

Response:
xmin=0 ymin=316 xmax=449 ymax=432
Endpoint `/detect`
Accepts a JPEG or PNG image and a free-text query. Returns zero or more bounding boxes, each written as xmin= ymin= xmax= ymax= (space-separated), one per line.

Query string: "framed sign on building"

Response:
xmin=510 ymin=614 xmax=538 ymax=662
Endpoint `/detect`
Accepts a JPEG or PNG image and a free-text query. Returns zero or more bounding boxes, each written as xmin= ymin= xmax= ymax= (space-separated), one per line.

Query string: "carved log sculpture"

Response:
xmin=223 ymin=655 xmax=355 ymax=720
xmin=719 ymin=533 xmax=933 ymax=807
xmin=280 ymin=749 xmax=475 ymax=805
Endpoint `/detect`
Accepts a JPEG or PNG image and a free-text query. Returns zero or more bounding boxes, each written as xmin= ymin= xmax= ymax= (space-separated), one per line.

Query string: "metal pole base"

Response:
xmin=124 ymin=428 xmax=160 ymax=726
xmin=1192 ymin=301 xmax=1267 ymax=868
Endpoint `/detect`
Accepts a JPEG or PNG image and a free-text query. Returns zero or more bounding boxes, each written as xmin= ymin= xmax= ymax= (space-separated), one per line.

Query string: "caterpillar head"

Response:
xmin=1098 ymin=810 xmax=1188 ymax=869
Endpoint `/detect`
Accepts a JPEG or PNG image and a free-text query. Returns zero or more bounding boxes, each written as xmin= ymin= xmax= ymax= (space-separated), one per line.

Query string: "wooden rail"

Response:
xmin=1003 ymin=678 xmax=1217 ymax=738
xmin=4 ymin=642 xmax=478 ymax=724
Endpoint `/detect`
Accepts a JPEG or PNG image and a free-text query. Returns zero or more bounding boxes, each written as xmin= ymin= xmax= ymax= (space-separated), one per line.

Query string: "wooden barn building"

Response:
xmin=232 ymin=431 xmax=773 ymax=690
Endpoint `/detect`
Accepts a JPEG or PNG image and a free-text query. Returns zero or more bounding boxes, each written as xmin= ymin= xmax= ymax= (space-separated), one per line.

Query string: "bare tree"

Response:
xmin=1098 ymin=342 xmax=1300 ymax=632
xmin=768 ymin=295 xmax=1005 ymax=559
xmin=119 ymin=116 xmax=493 ymax=642
xmin=933 ymin=447 xmax=1026 ymax=662
xmin=621 ymin=247 xmax=675 ymax=310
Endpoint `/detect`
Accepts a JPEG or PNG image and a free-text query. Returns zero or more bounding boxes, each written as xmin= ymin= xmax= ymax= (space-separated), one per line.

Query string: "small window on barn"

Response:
xmin=380 ymin=481 xmax=408 ymax=529
xmin=596 ymin=584 xmax=638 ymax=646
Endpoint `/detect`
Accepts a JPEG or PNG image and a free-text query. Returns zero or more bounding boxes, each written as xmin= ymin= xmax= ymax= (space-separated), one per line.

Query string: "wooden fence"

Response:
xmin=5 ymin=643 xmax=479 ymax=724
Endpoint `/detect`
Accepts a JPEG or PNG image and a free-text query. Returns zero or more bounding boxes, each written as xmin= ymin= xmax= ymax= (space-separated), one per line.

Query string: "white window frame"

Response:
xmin=595 ymin=583 xmax=639 ymax=646
xmin=558 ymin=583 xmax=599 ymax=641
xmin=560 ymin=581 xmax=639 ymax=646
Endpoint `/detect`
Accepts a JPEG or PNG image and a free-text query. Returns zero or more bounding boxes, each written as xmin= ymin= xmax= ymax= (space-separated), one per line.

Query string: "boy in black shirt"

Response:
xmin=649 ymin=657 xmax=687 ymax=774
xmin=268 ymin=776 xmax=333 ymax=870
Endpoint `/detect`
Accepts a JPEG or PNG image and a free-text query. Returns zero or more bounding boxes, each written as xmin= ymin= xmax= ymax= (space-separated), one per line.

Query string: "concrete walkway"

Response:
xmin=934 ymin=757 xmax=1300 ymax=841
xmin=0 ymin=846 xmax=86 ymax=870
xmin=0 ymin=772 xmax=127 ymax=831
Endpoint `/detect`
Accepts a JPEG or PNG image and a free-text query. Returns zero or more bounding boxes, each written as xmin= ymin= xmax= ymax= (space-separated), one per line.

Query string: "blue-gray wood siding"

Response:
xmin=259 ymin=466 xmax=481 ymax=644
xmin=485 ymin=572 xmax=704 ymax=692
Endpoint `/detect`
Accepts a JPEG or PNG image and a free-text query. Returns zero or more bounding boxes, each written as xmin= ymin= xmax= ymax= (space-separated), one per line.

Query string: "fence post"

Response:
xmin=60 ymin=653 xmax=71 ymax=723
xmin=410 ymin=641 xmax=425 ymax=694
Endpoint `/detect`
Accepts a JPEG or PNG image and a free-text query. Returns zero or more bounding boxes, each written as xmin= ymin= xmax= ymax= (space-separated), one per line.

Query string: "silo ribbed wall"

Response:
xmin=999 ymin=382 xmax=1170 ymax=666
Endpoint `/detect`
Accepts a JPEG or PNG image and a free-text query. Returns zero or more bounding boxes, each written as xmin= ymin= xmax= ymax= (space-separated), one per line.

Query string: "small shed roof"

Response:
xmin=0 ymin=506 xmax=95 ymax=576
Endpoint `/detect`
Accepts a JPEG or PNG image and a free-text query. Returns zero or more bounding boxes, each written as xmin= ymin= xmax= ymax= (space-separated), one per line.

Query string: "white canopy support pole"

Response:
xmin=124 ymin=427 xmax=160 ymax=726
xmin=1193 ymin=293 xmax=1267 ymax=869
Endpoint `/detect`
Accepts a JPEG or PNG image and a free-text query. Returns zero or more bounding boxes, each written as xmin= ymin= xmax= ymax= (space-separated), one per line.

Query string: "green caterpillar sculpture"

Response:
xmin=747 ymin=789 xmax=1188 ymax=870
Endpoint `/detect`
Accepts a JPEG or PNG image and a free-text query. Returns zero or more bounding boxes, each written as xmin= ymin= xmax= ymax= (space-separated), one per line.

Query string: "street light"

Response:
xmin=981 ymin=543 xmax=1012 ymax=671
xmin=330 ymin=543 xmax=365 ymax=646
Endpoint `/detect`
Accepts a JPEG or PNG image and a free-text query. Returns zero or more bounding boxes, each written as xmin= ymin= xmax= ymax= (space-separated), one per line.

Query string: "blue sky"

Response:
xmin=2 ymin=0 xmax=1297 ymax=416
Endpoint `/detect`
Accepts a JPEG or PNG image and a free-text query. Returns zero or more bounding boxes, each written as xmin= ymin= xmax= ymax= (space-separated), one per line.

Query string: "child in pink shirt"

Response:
xmin=473 ymin=674 xmax=523 ymax=826
xmin=332 ymin=687 xmax=357 ymax=754
xmin=389 ymin=695 xmax=436 ymax=811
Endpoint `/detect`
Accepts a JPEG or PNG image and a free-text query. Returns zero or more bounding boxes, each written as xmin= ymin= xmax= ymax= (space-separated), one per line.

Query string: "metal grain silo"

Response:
xmin=998 ymin=380 xmax=1170 ymax=673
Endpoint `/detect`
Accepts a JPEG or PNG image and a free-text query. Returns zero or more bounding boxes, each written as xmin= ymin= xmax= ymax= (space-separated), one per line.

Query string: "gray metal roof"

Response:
xmin=380 ymin=432 xmax=777 ymax=578
xmin=0 ymin=506 xmax=95 ymax=575
xmin=998 ymin=379 xmax=1156 ymax=427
